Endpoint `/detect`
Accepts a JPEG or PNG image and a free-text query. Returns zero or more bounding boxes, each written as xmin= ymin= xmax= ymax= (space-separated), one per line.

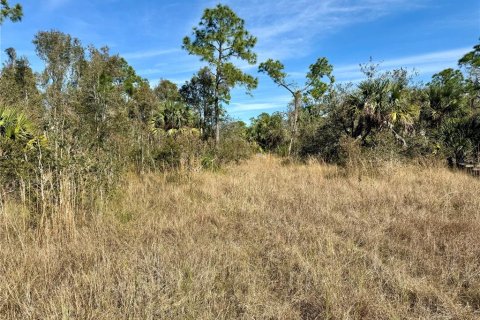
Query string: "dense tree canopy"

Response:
xmin=248 ymin=112 xmax=287 ymax=152
xmin=179 ymin=67 xmax=215 ymax=139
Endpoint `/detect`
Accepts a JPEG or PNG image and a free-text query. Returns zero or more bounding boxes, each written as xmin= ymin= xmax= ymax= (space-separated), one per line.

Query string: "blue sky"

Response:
xmin=1 ymin=0 xmax=479 ymax=121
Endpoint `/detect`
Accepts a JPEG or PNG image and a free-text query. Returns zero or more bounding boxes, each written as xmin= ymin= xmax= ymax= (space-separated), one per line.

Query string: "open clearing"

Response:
xmin=1 ymin=156 xmax=479 ymax=319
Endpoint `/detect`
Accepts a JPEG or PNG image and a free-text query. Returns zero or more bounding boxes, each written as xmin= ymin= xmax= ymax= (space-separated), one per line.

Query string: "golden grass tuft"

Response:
xmin=1 ymin=155 xmax=479 ymax=319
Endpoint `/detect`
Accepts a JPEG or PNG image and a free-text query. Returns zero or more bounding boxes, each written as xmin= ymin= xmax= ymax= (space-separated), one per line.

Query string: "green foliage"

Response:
xmin=1 ymin=7 xmax=257 ymax=217
xmin=419 ymin=66 xmax=477 ymax=161
xmin=0 ymin=106 xmax=35 ymax=142
xmin=258 ymin=59 xmax=287 ymax=87
xmin=200 ymin=152 xmax=218 ymax=170
xmin=150 ymin=128 xmax=204 ymax=170
xmin=258 ymin=57 xmax=334 ymax=155
xmin=180 ymin=67 xmax=215 ymax=139
xmin=164 ymin=101 xmax=194 ymax=130
xmin=129 ymin=80 xmax=158 ymax=123
xmin=258 ymin=57 xmax=334 ymax=97
xmin=322 ymin=66 xmax=419 ymax=149
xmin=76 ymin=46 xmax=132 ymax=145
xmin=182 ymin=4 xmax=257 ymax=68
xmin=1 ymin=12 xmax=479 ymax=221
xmin=293 ymin=43 xmax=477 ymax=165
xmin=423 ymin=68 xmax=467 ymax=128
xmin=459 ymin=42 xmax=480 ymax=69
xmin=306 ymin=58 xmax=335 ymax=100
xmin=201 ymin=120 xmax=255 ymax=171
xmin=0 ymin=49 xmax=43 ymax=119
xmin=153 ymin=101 xmax=195 ymax=131
xmin=217 ymin=121 xmax=254 ymax=164
xmin=154 ymin=79 xmax=181 ymax=102
xmin=33 ymin=30 xmax=85 ymax=90
xmin=0 ymin=0 xmax=22 ymax=25
xmin=183 ymin=4 xmax=258 ymax=143
xmin=154 ymin=135 xmax=183 ymax=169
xmin=0 ymin=106 xmax=47 ymax=195
xmin=248 ymin=112 xmax=287 ymax=152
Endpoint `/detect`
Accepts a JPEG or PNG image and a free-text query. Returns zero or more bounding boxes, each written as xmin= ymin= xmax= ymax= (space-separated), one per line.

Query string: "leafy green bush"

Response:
xmin=248 ymin=112 xmax=288 ymax=153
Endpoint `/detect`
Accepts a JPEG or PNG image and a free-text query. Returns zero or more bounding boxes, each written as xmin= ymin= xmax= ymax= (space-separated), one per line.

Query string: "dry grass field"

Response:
xmin=1 ymin=155 xmax=479 ymax=319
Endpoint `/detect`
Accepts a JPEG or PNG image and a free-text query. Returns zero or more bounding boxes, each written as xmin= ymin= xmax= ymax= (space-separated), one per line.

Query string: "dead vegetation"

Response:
xmin=1 ymin=155 xmax=479 ymax=319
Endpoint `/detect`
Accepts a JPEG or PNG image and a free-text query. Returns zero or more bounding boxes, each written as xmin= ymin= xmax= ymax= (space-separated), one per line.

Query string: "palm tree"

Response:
xmin=347 ymin=68 xmax=420 ymax=147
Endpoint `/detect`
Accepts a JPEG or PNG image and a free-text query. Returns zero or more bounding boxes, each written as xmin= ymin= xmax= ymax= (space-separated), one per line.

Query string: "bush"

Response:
xmin=337 ymin=136 xmax=362 ymax=168
xmin=152 ymin=128 xmax=205 ymax=171
xmin=248 ymin=112 xmax=288 ymax=153
xmin=217 ymin=121 xmax=254 ymax=164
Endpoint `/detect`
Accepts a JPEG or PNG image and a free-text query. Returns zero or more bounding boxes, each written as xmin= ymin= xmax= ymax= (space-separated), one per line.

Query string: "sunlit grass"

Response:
xmin=1 ymin=155 xmax=479 ymax=319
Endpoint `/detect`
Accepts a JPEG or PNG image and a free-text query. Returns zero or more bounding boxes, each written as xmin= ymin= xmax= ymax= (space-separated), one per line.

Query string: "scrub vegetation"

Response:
xmin=1 ymin=1 xmax=479 ymax=319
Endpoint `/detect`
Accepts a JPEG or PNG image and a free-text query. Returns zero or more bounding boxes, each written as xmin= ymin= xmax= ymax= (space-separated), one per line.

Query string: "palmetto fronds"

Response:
xmin=0 ymin=106 xmax=46 ymax=149
xmin=0 ymin=106 xmax=32 ymax=140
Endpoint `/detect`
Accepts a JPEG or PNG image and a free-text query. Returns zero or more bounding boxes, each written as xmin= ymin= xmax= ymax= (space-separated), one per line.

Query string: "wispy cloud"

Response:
xmin=230 ymin=46 xmax=470 ymax=116
xmin=230 ymin=103 xmax=280 ymax=112
xmin=137 ymin=60 xmax=205 ymax=76
xmin=374 ymin=47 xmax=470 ymax=68
xmin=123 ymin=48 xmax=181 ymax=60
xmin=224 ymin=0 xmax=429 ymax=60
xmin=229 ymin=95 xmax=292 ymax=114
xmin=45 ymin=0 xmax=71 ymax=10
xmin=334 ymin=47 xmax=470 ymax=81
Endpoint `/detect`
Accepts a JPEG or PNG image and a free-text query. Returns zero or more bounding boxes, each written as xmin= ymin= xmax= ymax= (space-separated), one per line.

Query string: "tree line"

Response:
xmin=255 ymin=53 xmax=479 ymax=166
xmin=1 ymin=1 xmax=479 ymax=215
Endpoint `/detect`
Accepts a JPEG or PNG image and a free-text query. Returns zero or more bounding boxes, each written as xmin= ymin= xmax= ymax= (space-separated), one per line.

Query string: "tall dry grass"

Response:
xmin=1 ymin=155 xmax=479 ymax=319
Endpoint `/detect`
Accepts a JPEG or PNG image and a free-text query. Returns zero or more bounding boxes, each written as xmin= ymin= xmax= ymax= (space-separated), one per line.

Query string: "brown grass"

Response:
xmin=1 ymin=155 xmax=479 ymax=319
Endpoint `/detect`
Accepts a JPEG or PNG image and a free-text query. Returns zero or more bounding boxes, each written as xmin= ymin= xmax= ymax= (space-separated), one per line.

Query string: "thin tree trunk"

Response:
xmin=214 ymin=44 xmax=223 ymax=147
xmin=215 ymin=97 xmax=220 ymax=146
xmin=288 ymin=91 xmax=301 ymax=156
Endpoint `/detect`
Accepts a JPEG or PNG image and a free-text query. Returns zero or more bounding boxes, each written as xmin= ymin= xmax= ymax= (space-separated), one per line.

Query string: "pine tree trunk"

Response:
xmin=215 ymin=97 xmax=220 ymax=147
xmin=288 ymin=91 xmax=301 ymax=156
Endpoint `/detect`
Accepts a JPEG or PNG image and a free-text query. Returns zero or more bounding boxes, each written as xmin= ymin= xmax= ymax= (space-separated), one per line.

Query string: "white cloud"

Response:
xmin=333 ymin=47 xmax=470 ymax=81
